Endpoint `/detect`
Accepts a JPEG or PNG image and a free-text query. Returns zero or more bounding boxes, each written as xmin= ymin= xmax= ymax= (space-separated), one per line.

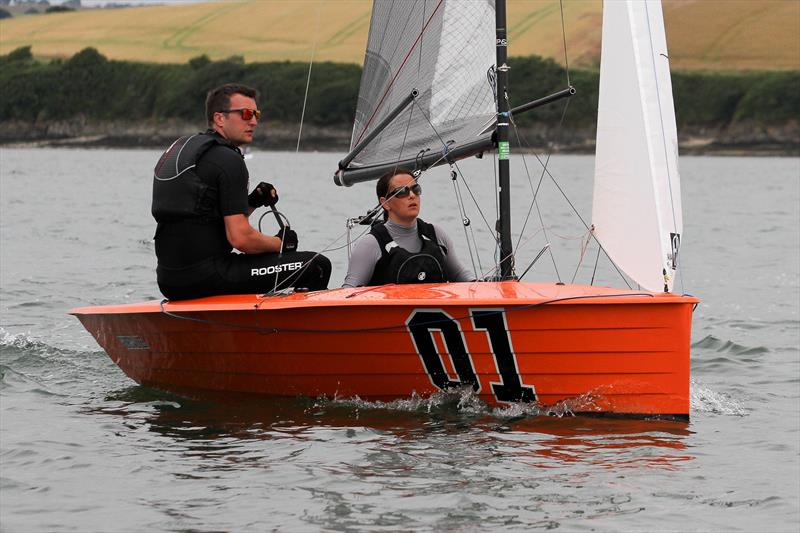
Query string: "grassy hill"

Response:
xmin=1 ymin=0 xmax=798 ymax=71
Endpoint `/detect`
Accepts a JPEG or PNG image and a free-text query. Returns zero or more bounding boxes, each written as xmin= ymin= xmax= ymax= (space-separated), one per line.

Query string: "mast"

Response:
xmin=495 ymin=0 xmax=514 ymax=279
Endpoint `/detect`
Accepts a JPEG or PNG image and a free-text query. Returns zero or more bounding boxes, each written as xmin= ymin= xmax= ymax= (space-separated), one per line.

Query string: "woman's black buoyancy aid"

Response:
xmin=368 ymin=219 xmax=448 ymax=285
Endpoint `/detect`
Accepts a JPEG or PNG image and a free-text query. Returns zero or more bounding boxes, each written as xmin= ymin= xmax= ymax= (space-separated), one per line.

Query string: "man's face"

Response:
xmin=382 ymin=173 xmax=420 ymax=225
xmin=213 ymin=93 xmax=259 ymax=146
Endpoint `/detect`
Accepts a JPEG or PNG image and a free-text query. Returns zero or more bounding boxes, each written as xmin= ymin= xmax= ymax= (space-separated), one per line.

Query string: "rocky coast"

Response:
xmin=1 ymin=118 xmax=796 ymax=157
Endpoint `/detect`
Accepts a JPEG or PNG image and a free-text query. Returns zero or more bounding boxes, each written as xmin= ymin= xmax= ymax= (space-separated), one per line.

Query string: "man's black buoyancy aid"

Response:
xmin=368 ymin=219 xmax=448 ymax=285
xmin=152 ymin=132 xmax=238 ymax=223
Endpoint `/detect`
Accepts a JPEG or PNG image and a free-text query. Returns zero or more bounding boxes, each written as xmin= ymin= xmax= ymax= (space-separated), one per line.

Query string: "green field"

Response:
xmin=1 ymin=0 xmax=798 ymax=71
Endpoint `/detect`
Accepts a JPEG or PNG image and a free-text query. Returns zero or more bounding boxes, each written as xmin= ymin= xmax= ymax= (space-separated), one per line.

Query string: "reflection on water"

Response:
xmin=68 ymin=387 xmax=699 ymax=529
xmin=90 ymin=385 xmax=694 ymax=472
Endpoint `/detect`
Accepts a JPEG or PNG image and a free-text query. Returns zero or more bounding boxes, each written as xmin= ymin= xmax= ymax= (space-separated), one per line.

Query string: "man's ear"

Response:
xmin=212 ymin=112 xmax=224 ymax=128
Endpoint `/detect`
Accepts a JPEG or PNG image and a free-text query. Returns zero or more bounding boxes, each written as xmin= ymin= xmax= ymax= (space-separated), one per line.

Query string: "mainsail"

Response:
xmin=336 ymin=0 xmax=497 ymax=185
xmin=592 ymin=0 xmax=683 ymax=293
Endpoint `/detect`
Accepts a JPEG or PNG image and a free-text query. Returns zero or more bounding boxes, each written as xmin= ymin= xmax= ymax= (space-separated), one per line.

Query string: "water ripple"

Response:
xmin=693 ymin=334 xmax=769 ymax=355
xmin=0 ymin=328 xmax=120 ymax=395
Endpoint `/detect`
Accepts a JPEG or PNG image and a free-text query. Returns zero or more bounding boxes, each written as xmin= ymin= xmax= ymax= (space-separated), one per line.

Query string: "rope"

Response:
xmin=590 ymin=242 xmax=602 ymax=286
xmin=569 ymin=230 xmax=593 ymax=284
xmin=159 ymin=291 xmax=655 ymax=335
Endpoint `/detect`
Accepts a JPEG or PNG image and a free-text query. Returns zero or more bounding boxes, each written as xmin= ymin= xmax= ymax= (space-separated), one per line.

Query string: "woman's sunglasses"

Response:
xmin=387 ymin=183 xmax=422 ymax=199
xmin=221 ymin=108 xmax=262 ymax=121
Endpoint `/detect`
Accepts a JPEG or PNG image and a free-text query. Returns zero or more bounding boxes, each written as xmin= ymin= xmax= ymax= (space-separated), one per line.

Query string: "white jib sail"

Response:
xmin=591 ymin=0 xmax=683 ymax=293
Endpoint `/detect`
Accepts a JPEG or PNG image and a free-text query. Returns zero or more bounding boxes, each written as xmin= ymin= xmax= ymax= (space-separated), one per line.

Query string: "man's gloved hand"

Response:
xmin=248 ymin=182 xmax=279 ymax=208
xmin=276 ymin=228 xmax=298 ymax=253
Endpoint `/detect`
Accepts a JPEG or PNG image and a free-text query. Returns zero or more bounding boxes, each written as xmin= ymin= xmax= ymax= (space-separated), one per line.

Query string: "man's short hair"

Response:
xmin=205 ymin=83 xmax=259 ymax=126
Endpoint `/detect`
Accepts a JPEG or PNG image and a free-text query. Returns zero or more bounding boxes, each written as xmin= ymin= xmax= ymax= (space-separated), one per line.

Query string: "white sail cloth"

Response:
xmin=350 ymin=0 xmax=496 ymax=169
xmin=592 ymin=0 xmax=683 ymax=293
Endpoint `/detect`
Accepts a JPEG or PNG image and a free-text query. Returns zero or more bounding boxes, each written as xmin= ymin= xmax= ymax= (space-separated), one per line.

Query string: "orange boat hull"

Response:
xmin=71 ymin=282 xmax=697 ymax=418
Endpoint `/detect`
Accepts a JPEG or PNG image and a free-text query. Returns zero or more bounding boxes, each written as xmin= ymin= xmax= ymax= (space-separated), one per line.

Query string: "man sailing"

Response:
xmin=152 ymin=83 xmax=331 ymax=300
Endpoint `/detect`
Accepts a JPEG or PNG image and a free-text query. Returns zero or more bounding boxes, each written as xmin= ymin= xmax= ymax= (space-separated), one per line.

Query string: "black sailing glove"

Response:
xmin=248 ymin=182 xmax=279 ymax=208
xmin=276 ymin=228 xmax=298 ymax=253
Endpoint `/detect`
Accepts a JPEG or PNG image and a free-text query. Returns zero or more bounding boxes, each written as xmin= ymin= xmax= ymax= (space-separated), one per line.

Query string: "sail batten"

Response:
xmin=340 ymin=0 xmax=497 ymax=183
xmin=592 ymin=0 xmax=682 ymax=293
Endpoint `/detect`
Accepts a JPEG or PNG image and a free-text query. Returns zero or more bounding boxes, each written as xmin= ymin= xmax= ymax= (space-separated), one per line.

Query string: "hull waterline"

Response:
xmin=71 ymin=281 xmax=697 ymax=419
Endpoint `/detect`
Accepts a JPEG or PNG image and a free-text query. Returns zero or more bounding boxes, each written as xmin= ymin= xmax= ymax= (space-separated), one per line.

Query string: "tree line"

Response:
xmin=1 ymin=46 xmax=797 ymax=132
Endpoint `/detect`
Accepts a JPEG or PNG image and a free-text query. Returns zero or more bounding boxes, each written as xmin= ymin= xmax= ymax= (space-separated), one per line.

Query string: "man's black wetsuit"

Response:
xmin=153 ymin=130 xmax=331 ymax=300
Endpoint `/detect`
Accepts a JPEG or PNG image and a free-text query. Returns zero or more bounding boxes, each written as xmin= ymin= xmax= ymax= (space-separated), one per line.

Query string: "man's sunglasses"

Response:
xmin=221 ymin=108 xmax=262 ymax=120
xmin=387 ymin=183 xmax=422 ymax=199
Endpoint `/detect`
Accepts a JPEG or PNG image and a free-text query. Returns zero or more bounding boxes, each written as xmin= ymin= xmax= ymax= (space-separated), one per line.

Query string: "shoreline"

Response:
xmin=1 ymin=120 xmax=797 ymax=157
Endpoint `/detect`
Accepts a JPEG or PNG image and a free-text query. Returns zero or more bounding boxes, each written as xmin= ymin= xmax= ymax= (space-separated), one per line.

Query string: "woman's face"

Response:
xmin=382 ymin=173 xmax=421 ymax=225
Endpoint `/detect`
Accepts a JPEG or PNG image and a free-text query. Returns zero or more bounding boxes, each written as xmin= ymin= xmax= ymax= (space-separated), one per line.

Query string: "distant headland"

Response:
xmin=0 ymin=0 xmax=798 ymax=155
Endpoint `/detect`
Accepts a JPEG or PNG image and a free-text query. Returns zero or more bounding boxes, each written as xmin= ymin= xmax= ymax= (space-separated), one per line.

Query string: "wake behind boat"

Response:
xmin=72 ymin=0 xmax=697 ymax=419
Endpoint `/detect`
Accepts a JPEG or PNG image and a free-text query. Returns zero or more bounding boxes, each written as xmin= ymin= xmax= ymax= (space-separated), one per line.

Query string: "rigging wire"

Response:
xmin=643 ymin=0 xmax=683 ymax=294
xmin=508 ymin=95 xmax=571 ymax=283
xmin=512 ymin=111 xmax=631 ymax=289
xmin=289 ymin=96 xmax=418 ymax=291
xmin=506 ymin=96 xmax=632 ymax=289
xmin=449 ymin=167 xmax=480 ymax=279
xmin=409 ymin=97 xmax=497 ymax=241
xmin=481 ymin=225 xmax=547 ymax=281
xmin=296 ymin=4 xmax=321 ymax=152
xmin=391 ymin=94 xmax=417 ymax=181
xmin=559 ymin=0 xmax=572 ymax=87
xmin=258 ymin=151 xmax=454 ymax=295
xmin=505 ymin=1 xmax=573 ymax=282
xmin=509 ymin=119 xmax=632 ymax=289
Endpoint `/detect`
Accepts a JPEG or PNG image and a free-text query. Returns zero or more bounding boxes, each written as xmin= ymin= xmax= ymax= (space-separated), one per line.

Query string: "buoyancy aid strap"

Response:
xmin=417 ymin=219 xmax=447 ymax=256
xmin=369 ymin=222 xmax=395 ymax=259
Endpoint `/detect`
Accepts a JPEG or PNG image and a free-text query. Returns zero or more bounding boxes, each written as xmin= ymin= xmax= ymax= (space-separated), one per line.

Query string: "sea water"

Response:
xmin=1 ymin=148 xmax=798 ymax=532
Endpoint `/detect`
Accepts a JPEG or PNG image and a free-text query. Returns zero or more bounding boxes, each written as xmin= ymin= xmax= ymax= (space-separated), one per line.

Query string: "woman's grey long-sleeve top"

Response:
xmin=343 ymin=219 xmax=475 ymax=288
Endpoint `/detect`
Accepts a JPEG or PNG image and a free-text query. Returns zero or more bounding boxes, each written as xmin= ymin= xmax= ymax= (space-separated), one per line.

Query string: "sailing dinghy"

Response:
xmin=72 ymin=0 xmax=697 ymax=419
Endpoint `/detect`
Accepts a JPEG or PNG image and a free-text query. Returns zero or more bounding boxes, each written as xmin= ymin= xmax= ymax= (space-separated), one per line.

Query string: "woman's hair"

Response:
xmin=376 ymin=168 xmax=415 ymax=221
xmin=376 ymin=168 xmax=415 ymax=199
